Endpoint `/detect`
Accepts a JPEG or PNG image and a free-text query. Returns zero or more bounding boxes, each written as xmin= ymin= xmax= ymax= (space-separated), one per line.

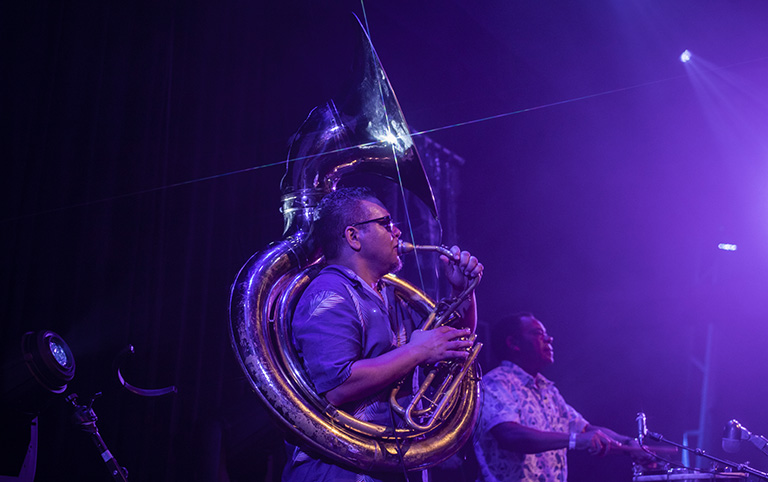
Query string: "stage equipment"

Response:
xmin=115 ymin=345 xmax=177 ymax=397
xmin=1 ymin=330 xmax=75 ymax=413
xmin=633 ymin=413 xmax=768 ymax=481
xmin=638 ymin=412 xmax=648 ymax=446
xmin=722 ymin=420 xmax=768 ymax=456
xmin=67 ymin=393 xmax=129 ymax=482
xmin=634 ymin=470 xmax=747 ymax=481
xmin=228 ymin=16 xmax=482 ymax=472
xmin=63 ymin=346 xmax=175 ymax=481
xmin=1 ymin=330 xmax=76 ymax=479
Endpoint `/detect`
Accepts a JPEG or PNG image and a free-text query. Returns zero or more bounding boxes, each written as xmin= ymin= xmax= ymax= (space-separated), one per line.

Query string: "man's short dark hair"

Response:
xmin=314 ymin=187 xmax=379 ymax=259
xmin=491 ymin=312 xmax=534 ymax=361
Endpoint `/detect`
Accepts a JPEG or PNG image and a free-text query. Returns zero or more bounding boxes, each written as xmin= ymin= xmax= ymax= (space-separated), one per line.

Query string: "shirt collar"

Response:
xmin=323 ymin=264 xmax=388 ymax=303
xmin=502 ymin=360 xmax=553 ymax=389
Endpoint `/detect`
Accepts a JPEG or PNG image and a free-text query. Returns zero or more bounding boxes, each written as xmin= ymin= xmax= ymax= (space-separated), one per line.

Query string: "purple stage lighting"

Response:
xmin=680 ymin=50 xmax=692 ymax=63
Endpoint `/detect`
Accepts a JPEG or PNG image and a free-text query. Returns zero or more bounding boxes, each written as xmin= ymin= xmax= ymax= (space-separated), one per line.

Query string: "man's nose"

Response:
xmin=392 ymin=225 xmax=401 ymax=238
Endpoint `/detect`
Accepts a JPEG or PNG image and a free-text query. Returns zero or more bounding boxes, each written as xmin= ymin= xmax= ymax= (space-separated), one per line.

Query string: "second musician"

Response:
xmin=473 ymin=312 xmax=656 ymax=482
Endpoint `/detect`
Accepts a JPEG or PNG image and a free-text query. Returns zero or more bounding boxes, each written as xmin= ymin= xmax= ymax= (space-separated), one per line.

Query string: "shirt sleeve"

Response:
xmin=291 ymin=276 xmax=364 ymax=395
xmin=549 ymin=384 xmax=589 ymax=433
xmin=480 ymin=371 xmax=522 ymax=432
xmin=563 ymin=398 xmax=589 ymax=433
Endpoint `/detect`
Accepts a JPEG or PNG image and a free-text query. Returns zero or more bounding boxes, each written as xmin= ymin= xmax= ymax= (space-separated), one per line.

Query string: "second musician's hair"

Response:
xmin=492 ymin=311 xmax=535 ymax=360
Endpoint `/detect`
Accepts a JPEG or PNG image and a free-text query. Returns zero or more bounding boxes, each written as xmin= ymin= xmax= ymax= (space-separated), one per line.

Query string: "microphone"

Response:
xmin=723 ymin=419 xmax=744 ymax=453
xmin=636 ymin=412 xmax=647 ymax=445
xmin=723 ymin=419 xmax=768 ymax=456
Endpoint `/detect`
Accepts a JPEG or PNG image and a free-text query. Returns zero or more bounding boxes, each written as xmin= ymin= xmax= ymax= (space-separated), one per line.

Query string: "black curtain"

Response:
xmin=1 ymin=2 xmax=347 ymax=480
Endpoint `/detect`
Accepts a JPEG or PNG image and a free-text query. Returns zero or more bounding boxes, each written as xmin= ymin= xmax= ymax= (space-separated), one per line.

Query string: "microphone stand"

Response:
xmin=748 ymin=434 xmax=768 ymax=457
xmin=66 ymin=393 xmax=129 ymax=482
xmin=644 ymin=430 xmax=768 ymax=481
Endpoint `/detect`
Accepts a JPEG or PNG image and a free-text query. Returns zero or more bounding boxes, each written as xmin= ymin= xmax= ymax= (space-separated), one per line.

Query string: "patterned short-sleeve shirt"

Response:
xmin=474 ymin=361 xmax=588 ymax=482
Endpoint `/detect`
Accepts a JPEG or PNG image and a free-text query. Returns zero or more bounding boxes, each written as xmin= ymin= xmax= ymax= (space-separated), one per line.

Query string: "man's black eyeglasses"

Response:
xmin=344 ymin=215 xmax=396 ymax=235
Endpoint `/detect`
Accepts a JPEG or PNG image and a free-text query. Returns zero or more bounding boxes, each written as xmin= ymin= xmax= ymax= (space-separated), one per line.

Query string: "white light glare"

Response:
xmin=380 ymin=131 xmax=398 ymax=145
xmin=49 ymin=339 xmax=70 ymax=367
xmin=680 ymin=50 xmax=692 ymax=63
xmin=717 ymin=243 xmax=737 ymax=251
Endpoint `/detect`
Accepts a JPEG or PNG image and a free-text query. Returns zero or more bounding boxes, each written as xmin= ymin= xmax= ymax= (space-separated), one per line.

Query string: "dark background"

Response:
xmin=4 ymin=1 xmax=768 ymax=481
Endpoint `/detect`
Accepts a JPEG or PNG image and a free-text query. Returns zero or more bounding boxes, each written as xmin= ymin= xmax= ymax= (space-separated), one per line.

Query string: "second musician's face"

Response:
xmin=516 ymin=316 xmax=555 ymax=370
xmin=356 ymin=200 xmax=402 ymax=275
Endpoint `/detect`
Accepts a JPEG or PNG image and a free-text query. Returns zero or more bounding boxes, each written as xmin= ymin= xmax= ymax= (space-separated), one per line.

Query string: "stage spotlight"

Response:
xmin=680 ymin=50 xmax=692 ymax=63
xmin=1 ymin=331 xmax=75 ymax=414
xmin=1 ymin=330 xmax=76 ymax=479
xmin=717 ymin=243 xmax=737 ymax=251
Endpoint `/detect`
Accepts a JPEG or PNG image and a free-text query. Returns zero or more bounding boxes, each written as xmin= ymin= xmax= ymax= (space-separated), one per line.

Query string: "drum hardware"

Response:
xmin=634 ymin=413 xmax=768 ymax=481
xmin=633 ymin=469 xmax=749 ymax=481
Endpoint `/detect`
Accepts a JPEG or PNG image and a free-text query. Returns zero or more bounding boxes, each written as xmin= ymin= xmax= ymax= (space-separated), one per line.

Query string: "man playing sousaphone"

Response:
xmin=282 ymin=186 xmax=483 ymax=482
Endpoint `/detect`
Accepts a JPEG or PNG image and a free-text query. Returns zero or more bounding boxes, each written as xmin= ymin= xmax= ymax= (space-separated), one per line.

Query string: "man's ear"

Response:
xmin=506 ymin=335 xmax=520 ymax=352
xmin=343 ymin=227 xmax=363 ymax=252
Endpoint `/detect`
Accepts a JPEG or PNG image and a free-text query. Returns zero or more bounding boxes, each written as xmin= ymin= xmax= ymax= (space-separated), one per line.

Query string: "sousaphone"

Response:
xmin=229 ymin=16 xmax=481 ymax=472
